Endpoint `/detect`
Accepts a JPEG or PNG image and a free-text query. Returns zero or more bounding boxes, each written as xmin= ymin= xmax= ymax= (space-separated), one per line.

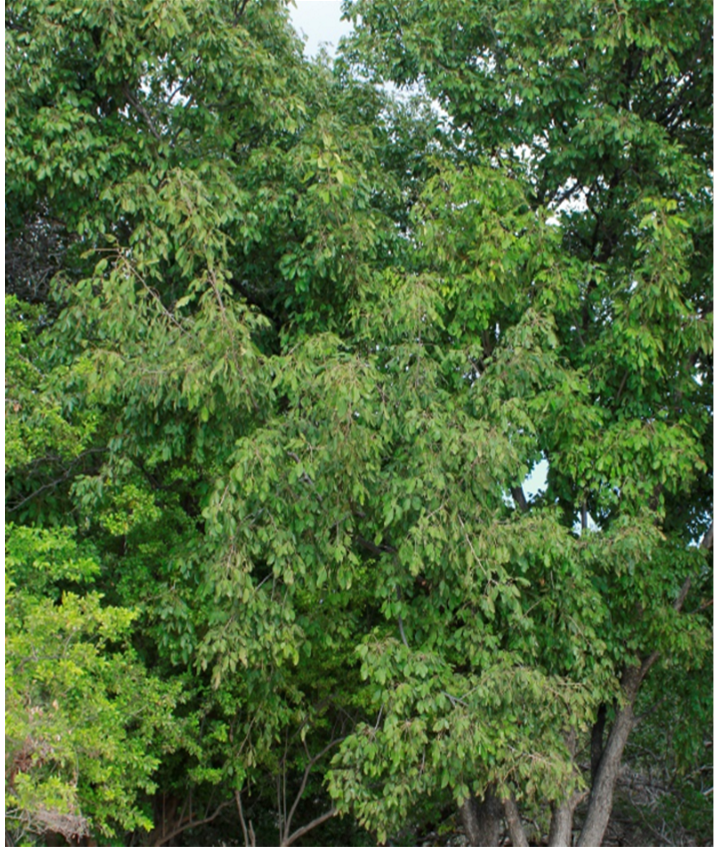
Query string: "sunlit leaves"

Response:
xmin=6 ymin=0 xmax=712 ymax=843
xmin=6 ymin=526 xmax=179 ymax=840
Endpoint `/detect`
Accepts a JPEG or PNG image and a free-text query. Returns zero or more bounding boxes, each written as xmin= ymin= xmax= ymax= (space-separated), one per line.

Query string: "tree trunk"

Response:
xmin=460 ymin=786 xmax=502 ymax=847
xmin=577 ymin=666 xmax=642 ymax=847
xmin=502 ymin=795 xmax=529 ymax=847
xmin=590 ymin=702 xmax=607 ymax=782
xmin=548 ymin=798 xmax=577 ymax=847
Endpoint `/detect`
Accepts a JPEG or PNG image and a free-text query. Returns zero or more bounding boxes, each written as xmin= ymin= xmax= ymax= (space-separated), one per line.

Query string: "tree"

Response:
xmin=6 ymin=0 xmax=712 ymax=844
xmin=332 ymin=0 xmax=713 ymax=843
xmin=5 ymin=522 xmax=180 ymax=842
xmin=7 ymin=1 xmax=394 ymax=843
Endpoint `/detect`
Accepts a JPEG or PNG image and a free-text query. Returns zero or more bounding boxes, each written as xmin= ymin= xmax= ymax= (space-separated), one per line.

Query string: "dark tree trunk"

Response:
xmin=460 ymin=786 xmax=502 ymax=847
xmin=590 ymin=702 xmax=607 ymax=782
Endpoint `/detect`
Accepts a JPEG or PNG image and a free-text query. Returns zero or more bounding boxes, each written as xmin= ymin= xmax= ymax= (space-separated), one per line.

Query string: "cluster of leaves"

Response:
xmin=5 ymin=0 xmax=712 ymax=844
xmin=6 ymin=523 xmax=180 ymax=841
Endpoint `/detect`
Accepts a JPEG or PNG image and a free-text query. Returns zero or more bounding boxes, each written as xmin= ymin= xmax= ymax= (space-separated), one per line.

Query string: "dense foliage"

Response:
xmin=5 ymin=1 xmax=712 ymax=845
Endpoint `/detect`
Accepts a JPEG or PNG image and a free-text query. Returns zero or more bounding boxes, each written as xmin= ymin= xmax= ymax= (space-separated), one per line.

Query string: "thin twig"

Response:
xmin=396 ymin=585 xmax=409 ymax=648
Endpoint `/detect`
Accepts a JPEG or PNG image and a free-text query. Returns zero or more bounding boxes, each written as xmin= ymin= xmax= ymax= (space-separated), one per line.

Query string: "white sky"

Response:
xmin=289 ymin=1 xmax=352 ymax=56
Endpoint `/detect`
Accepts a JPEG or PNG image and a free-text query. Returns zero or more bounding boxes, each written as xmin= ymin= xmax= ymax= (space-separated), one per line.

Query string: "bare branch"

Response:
xmin=282 ymin=807 xmax=338 ymax=847
xmin=283 ymin=737 xmax=343 ymax=843
xmin=614 ymin=369 xmax=629 ymax=406
xmin=700 ymin=520 xmax=713 ymax=550
xmin=7 ymin=447 xmax=108 ymax=513
xmin=233 ymin=0 xmax=250 ymax=24
xmin=396 ymin=585 xmax=409 ymax=648
xmin=355 ymin=534 xmax=397 ymax=556
xmin=152 ymin=800 xmax=232 ymax=847
xmin=123 ymin=85 xmax=163 ymax=141
xmin=672 ymin=520 xmax=713 ymax=615
xmin=442 ymin=690 xmax=468 ymax=707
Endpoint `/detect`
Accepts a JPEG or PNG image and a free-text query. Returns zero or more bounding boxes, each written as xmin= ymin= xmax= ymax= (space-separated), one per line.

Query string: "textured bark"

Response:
xmin=577 ymin=666 xmax=643 ymax=847
xmin=548 ymin=795 xmax=585 ymax=847
xmin=502 ymin=795 xmax=530 ymax=847
xmin=548 ymin=802 xmax=573 ymax=847
xmin=460 ymin=797 xmax=483 ymax=847
xmin=460 ymin=787 xmax=502 ymax=847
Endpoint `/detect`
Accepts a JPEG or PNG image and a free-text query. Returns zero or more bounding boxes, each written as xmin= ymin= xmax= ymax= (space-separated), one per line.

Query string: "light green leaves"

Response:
xmin=6 ymin=526 xmax=179 ymax=840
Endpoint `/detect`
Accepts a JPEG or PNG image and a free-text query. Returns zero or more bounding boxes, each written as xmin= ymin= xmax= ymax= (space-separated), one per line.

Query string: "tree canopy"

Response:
xmin=5 ymin=1 xmax=713 ymax=845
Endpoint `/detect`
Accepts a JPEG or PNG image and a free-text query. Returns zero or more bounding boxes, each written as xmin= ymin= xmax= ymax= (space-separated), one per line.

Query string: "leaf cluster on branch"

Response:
xmin=5 ymin=0 xmax=712 ymax=844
